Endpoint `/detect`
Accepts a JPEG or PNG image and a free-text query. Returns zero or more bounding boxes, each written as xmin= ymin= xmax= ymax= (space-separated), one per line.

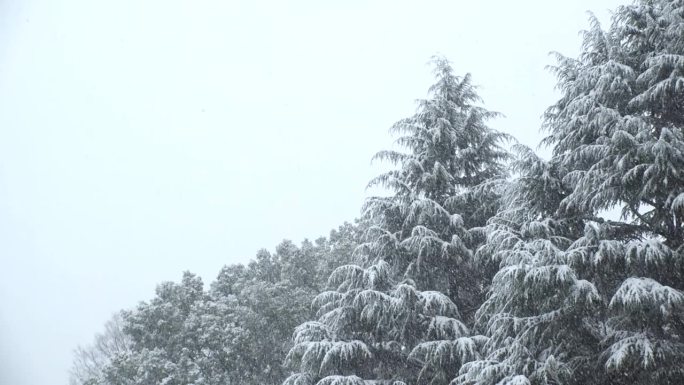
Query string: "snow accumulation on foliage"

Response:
xmin=72 ymin=1 xmax=684 ymax=385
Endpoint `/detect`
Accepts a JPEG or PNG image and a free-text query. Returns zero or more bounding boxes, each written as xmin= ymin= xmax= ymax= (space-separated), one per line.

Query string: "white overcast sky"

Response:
xmin=1 ymin=1 xmax=625 ymax=384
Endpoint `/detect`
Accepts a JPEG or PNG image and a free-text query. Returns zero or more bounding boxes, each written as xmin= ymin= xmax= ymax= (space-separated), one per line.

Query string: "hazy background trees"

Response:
xmin=70 ymin=313 xmax=132 ymax=385
xmin=70 ymin=224 xmax=362 ymax=385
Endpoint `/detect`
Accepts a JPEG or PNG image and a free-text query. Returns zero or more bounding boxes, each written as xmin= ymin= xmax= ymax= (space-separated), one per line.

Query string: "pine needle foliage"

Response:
xmin=284 ymin=57 xmax=509 ymax=385
xmin=465 ymin=2 xmax=684 ymax=384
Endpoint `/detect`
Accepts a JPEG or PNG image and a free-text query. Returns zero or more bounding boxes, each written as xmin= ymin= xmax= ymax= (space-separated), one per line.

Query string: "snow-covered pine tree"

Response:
xmin=364 ymin=55 xmax=510 ymax=316
xmin=461 ymin=2 xmax=684 ymax=384
xmin=284 ymin=260 xmax=483 ymax=385
xmin=543 ymin=2 xmax=684 ymax=383
xmin=454 ymin=145 xmax=602 ymax=385
xmin=284 ymin=57 xmax=509 ymax=385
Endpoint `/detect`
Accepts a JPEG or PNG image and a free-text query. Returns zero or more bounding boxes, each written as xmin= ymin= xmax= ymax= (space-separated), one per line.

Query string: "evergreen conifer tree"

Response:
xmin=284 ymin=57 xmax=510 ymax=385
xmin=461 ymin=2 xmax=684 ymax=384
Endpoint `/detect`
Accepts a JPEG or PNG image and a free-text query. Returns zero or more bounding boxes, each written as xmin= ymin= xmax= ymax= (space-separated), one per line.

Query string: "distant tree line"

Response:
xmin=72 ymin=1 xmax=684 ymax=384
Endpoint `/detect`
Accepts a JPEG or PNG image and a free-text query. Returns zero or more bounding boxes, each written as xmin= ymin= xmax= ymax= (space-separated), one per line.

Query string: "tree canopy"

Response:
xmin=72 ymin=1 xmax=684 ymax=384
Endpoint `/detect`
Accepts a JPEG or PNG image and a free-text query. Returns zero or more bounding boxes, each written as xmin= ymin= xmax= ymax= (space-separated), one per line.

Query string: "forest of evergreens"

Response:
xmin=71 ymin=1 xmax=684 ymax=384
